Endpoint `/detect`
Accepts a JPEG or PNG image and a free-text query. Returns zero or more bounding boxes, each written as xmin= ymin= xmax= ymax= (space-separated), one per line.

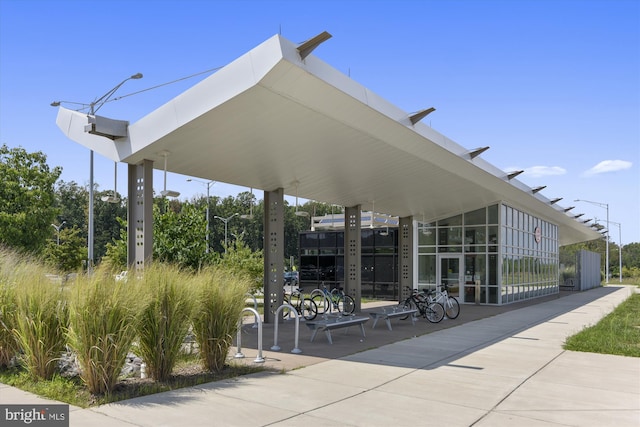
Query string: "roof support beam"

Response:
xmin=297 ymin=31 xmax=332 ymax=60
xmin=467 ymin=146 xmax=490 ymax=159
xmin=409 ymin=107 xmax=436 ymax=125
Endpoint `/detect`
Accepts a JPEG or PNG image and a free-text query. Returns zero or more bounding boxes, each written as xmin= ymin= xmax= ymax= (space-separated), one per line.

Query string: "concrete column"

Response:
xmin=344 ymin=205 xmax=361 ymax=312
xmin=398 ymin=216 xmax=414 ymax=302
xmin=127 ymin=159 xmax=153 ymax=270
xmin=263 ymin=188 xmax=284 ymax=323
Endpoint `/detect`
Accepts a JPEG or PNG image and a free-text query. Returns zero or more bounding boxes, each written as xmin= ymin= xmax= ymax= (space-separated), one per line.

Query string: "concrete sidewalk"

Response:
xmin=1 ymin=285 xmax=638 ymax=426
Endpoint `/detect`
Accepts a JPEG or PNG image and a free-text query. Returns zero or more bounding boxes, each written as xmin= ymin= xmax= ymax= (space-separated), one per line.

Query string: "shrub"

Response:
xmin=135 ymin=264 xmax=195 ymax=382
xmin=66 ymin=267 xmax=142 ymax=395
xmin=12 ymin=259 xmax=68 ymax=380
xmin=191 ymin=268 xmax=249 ymax=372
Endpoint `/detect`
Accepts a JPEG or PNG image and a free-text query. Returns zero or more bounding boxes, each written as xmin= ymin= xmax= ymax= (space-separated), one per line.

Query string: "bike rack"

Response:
xmin=234 ymin=307 xmax=264 ymax=363
xmin=310 ymin=289 xmax=334 ymax=314
xmin=245 ymin=292 xmax=259 ymax=328
xmin=271 ymin=303 xmax=302 ymax=354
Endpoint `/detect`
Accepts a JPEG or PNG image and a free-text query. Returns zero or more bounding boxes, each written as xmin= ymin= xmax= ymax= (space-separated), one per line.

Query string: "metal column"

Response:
xmin=344 ymin=206 xmax=362 ymax=312
xmin=128 ymin=159 xmax=154 ymax=270
xmin=263 ymin=188 xmax=284 ymax=324
xmin=398 ymin=216 xmax=414 ymax=302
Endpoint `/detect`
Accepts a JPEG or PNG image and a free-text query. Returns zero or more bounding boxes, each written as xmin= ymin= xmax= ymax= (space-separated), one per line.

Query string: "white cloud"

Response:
xmin=583 ymin=160 xmax=633 ymax=176
xmin=518 ymin=166 xmax=567 ymax=178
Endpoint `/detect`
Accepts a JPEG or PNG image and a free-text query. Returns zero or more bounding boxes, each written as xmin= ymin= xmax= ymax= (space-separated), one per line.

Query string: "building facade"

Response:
xmin=301 ymin=202 xmax=560 ymax=306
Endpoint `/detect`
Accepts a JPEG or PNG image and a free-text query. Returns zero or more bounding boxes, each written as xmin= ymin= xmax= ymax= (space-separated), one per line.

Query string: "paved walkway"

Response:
xmin=1 ymin=285 xmax=638 ymax=426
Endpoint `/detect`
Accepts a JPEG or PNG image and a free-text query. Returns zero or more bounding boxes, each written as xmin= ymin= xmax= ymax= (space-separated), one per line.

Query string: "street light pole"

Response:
xmin=51 ymin=221 xmax=66 ymax=245
xmin=214 ymin=213 xmax=238 ymax=252
xmin=607 ymin=220 xmax=623 ymax=283
xmin=52 ymin=73 xmax=143 ymax=272
xmin=187 ymin=179 xmax=216 ymax=253
xmin=575 ymin=199 xmax=609 ymax=283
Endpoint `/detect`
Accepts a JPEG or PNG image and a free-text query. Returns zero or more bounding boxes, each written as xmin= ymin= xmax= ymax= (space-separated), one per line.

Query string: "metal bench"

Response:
xmin=369 ymin=307 xmax=418 ymax=330
xmin=304 ymin=315 xmax=369 ymax=344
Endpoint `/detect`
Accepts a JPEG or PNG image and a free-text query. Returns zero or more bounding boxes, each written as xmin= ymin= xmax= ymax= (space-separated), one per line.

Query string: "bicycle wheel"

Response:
xmin=400 ymin=299 xmax=417 ymax=320
xmin=311 ymin=293 xmax=329 ymax=314
xmin=444 ymin=297 xmax=460 ymax=319
xmin=425 ymin=302 xmax=445 ymax=323
xmin=301 ymin=298 xmax=318 ymax=320
xmin=337 ymin=295 xmax=355 ymax=314
xmin=288 ymin=291 xmax=302 ymax=310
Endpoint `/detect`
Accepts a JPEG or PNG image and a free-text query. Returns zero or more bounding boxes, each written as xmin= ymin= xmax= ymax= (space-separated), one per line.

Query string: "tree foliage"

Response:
xmin=0 ymin=145 xmax=62 ymax=253
xmin=43 ymin=226 xmax=87 ymax=273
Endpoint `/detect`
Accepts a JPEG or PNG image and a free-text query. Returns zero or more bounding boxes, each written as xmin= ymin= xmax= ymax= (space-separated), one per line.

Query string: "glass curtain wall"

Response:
xmin=417 ymin=203 xmax=558 ymax=305
xmin=299 ymin=229 xmax=398 ymax=299
xmin=500 ymin=204 xmax=559 ymax=303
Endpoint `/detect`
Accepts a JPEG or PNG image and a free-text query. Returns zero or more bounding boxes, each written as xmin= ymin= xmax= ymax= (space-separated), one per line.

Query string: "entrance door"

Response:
xmin=438 ymin=255 xmax=462 ymax=298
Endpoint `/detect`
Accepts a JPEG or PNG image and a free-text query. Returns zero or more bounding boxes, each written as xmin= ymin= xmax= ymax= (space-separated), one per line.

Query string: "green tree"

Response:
xmin=154 ymin=200 xmax=210 ymax=269
xmin=43 ymin=226 xmax=87 ymax=273
xmin=0 ymin=145 xmax=62 ymax=253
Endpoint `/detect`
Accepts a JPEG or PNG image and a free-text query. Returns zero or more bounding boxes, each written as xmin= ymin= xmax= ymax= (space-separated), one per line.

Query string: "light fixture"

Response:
xmin=563 ymin=206 xmax=575 ymax=212
xmin=550 ymin=198 xmax=562 ymax=205
xmin=240 ymin=188 xmax=254 ymax=219
xmin=294 ymin=182 xmax=308 ymax=217
xmin=101 ymin=161 xmax=120 ymax=203
xmin=160 ymin=151 xmax=180 ymax=198
xmin=574 ymin=213 xmax=584 ymax=219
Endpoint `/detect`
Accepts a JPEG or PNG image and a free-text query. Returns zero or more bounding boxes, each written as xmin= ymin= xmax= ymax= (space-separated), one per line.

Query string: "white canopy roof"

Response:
xmin=56 ymin=33 xmax=600 ymax=246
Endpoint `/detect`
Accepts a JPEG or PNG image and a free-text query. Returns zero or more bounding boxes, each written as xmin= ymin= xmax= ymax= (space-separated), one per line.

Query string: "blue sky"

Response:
xmin=1 ymin=0 xmax=638 ymax=244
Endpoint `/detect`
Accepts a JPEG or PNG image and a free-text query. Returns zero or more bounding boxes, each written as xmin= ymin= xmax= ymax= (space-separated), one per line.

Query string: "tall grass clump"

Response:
xmin=191 ymin=268 xmax=250 ymax=373
xmin=67 ymin=267 xmax=142 ymax=395
xmin=0 ymin=249 xmax=21 ymax=367
xmin=135 ymin=264 xmax=195 ymax=382
xmin=12 ymin=258 xmax=68 ymax=380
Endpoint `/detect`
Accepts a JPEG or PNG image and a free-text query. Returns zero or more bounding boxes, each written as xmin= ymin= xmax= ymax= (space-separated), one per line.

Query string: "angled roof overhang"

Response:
xmin=55 ymin=33 xmax=601 ymax=246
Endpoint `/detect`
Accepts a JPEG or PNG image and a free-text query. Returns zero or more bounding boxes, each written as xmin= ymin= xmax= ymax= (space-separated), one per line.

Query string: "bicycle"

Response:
xmin=283 ymin=287 xmax=318 ymax=320
xmin=310 ymin=283 xmax=355 ymax=315
xmin=428 ymin=283 xmax=460 ymax=319
xmin=400 ymin=287 xmax=445 ymax=323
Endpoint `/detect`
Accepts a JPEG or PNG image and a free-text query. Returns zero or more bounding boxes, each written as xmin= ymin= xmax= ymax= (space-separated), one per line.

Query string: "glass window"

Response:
xmin=317 ymin=232 xmax=336 ymax=248
xmin=464 ymin=226 xmax=486 ymax=244
xmin=465 ymin=208 xmax=486 ymax=225
xmin=361 ymin=229 xmax=374 ymax=247
xmin=300 ymin=233 xmax=318 ymax=249
xmin=374 ymin=255 xmax=395 ymax=282
xmin=439 ymin=227 xmax=462 ymax=246
xmin=439 ymin=214 xmax=462 ymax=226
xmin=418 ymin=227 xmax=436 ymax=245
xmin=418 ymin=255 xmax=436 ymax=284
xmin=488 ymin=204 xmax=499 ymax=224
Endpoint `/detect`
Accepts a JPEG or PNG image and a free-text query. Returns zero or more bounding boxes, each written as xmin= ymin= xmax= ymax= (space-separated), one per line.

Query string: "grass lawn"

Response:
xmin=564 ymin=290 xmax=640 ymax=357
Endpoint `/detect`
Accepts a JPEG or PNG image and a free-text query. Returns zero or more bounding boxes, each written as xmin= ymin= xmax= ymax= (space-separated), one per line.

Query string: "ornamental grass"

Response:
xmin=66 ymin=267 xmax=142 ymax=395
xmin=134 ymin=263 xmax=195 ymax=382
xmin=12 ymin=258 xmax=68 ymax=380
xmin=191 ymin=268 xmax=250 ymax=373
xmin=0 ymin=249 xmax=20 ymax=367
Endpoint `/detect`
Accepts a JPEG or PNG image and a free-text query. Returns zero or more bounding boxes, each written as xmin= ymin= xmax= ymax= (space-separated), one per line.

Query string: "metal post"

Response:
xmin=88 ymin=150 xmax=94 ymax=272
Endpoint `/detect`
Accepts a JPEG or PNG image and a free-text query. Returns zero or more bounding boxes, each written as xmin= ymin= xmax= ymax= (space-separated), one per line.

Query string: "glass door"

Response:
xmin=438 ymin=255 xmax=462 ymax=298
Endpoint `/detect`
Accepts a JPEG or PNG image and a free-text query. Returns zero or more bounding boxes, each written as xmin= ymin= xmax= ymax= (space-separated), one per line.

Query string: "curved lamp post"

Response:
xmin=214 ymin=213 xmax=238 ymax=252
xmin=187 ymin=179 xmax=216 ymax=253
xmin=51 ymin=73 xmax=143 ymax=270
